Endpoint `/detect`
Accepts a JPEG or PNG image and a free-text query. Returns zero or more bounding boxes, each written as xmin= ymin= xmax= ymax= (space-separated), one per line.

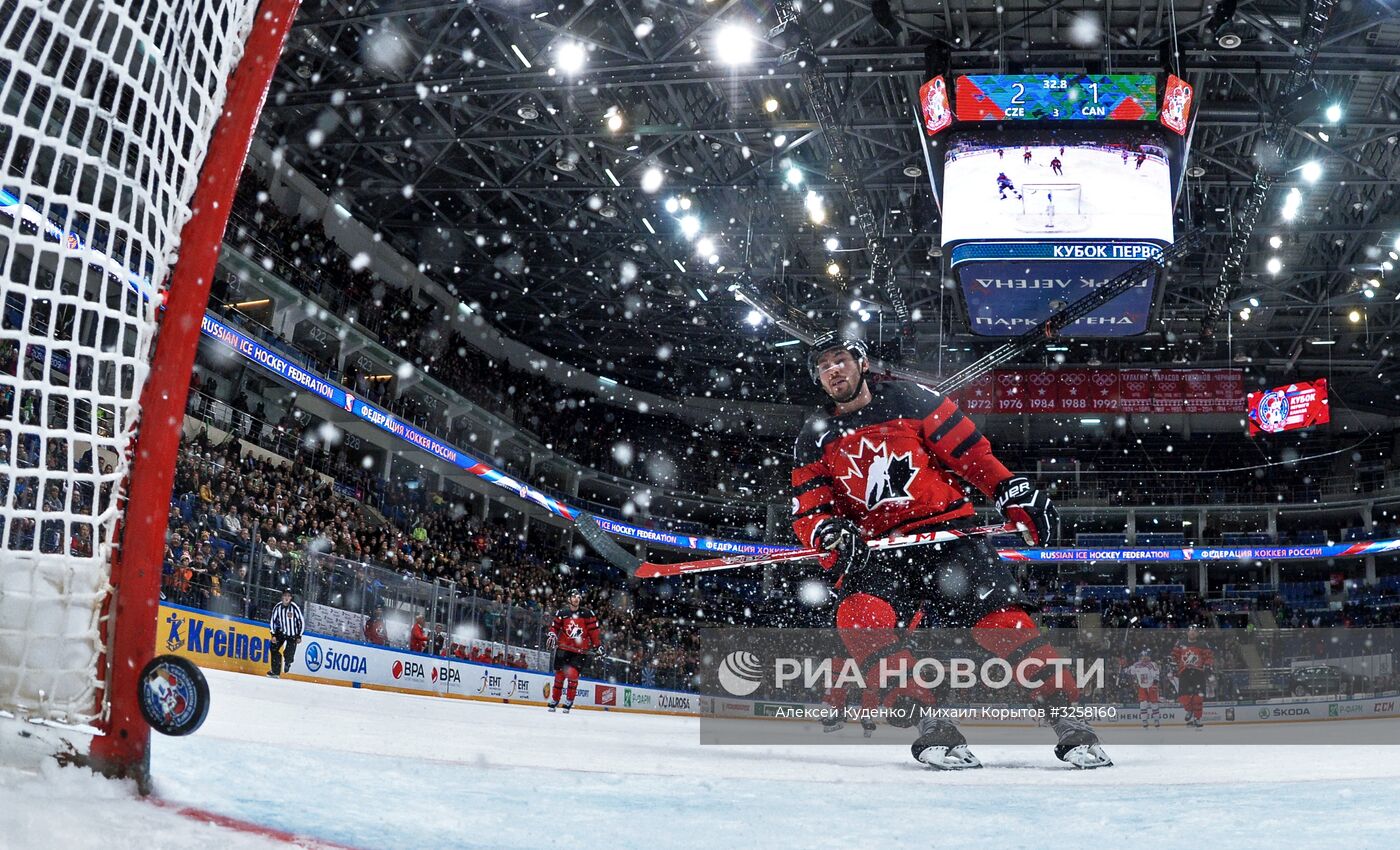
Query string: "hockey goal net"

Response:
xmin=1015 ymin=183 xmax=1089 ymax=234
xmin=0 ymin=0 xmax=296 ymax=777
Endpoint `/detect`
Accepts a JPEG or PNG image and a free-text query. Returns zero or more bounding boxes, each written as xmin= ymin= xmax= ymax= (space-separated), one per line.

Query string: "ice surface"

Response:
xmin=0 ymin=757 xmax=287 ymax=850
xmin=7 ymin=669 xmax=1400 ymax=848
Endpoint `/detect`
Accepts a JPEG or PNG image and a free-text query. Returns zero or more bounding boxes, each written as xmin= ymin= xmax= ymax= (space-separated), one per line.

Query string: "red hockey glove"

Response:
xmin=994 ymin=476 xmax=1060 ymax=546
xmin=815 ymin=518 xmax=869 ymax=576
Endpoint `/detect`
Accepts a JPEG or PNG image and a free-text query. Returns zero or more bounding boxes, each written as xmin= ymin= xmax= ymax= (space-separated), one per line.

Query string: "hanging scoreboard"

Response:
xmin=926 ymin=73 xmax=1186 ymax=338
xmin=955 ymin=75 xmax=1159 ymax=122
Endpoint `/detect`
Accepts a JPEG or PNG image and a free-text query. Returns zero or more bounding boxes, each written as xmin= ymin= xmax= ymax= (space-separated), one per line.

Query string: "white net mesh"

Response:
xmin=0 ymin=0 xmax=262 ymax=725
xmin=1016 ymin=183 xmax=1088 ymax=234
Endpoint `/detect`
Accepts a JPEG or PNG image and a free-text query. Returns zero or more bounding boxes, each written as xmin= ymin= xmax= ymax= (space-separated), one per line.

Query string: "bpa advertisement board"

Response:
xmin=157 ymin=604 xmax=699 ymax=715
xmin=1247 ymin=379 xmax=1330 ymax=435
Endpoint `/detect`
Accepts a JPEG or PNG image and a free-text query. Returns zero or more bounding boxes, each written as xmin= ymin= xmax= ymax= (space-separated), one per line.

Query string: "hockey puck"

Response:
xmin=138 ymin=654 xmax=211 ymax=737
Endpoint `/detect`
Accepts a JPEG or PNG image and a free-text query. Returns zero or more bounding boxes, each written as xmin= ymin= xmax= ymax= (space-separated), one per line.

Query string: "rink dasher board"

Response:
xmin=156 ymin=604 xmax=701 ymax=716
xmin=151 ymin=604 xmax=1400 ymax=726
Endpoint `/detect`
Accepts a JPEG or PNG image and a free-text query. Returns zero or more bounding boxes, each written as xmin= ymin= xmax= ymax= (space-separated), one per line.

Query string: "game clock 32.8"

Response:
xmin=956 ymin=74 xmax=1159 ymax=122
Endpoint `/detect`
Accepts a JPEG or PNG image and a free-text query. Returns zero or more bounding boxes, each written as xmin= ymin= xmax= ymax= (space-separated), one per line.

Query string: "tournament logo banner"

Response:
xmin=1247 ymin=379 xmax=1330 ymax=436
xmin=1159 ymin=74 xmax=1194 ymax=136
xmin=919 ymin=75 xmax=953 ymax=136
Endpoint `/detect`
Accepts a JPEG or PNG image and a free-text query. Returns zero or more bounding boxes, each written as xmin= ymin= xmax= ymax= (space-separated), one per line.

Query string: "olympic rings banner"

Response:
xmin=955 ymin=367 xmax=1244 ymax=415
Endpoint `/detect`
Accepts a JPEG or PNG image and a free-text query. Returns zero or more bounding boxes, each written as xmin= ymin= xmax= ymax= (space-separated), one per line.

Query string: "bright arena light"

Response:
xmin=713 ymin=23 xmax=755 ymax=65
xmin=679 ymin=215 xmax=701 ymax=239
xmin=1281 ymin=187 xmax=1302 ymax=221
xmin=1301 ymin=160 xmax=1322 ymax=182
xmin=696 ymin=237 xmax=715 ymax=256
xmin=641 ymin=167 xmax=663 ymax=193
xmin=805 ymin=191 xmax=826 ymax=223
xmin=1349 ymin=309 xmax=1362 ymax=323
xmin=745 ymin=309 xmax=765 ymax=326
xmin=764 ymin=97 xmax=779 ymax=113
xmin=827 ymin=261 xmax=840 ymax=276
xmin=1325 ymin=103 xmax=1343 ymax=123
xmin=1266 ymin=257 xmax=1283 ymax=275
xmin=1269 ymin=235 xmax=1283 ymax=249
xmin=785 ymin=166 xmax=803 ymax=186
xmin=555 ymin=41 xmax=586 ymax=75
xmin=664 ymin=196 xmax=679 ymax=214
xmin=605 ymin=108 xmax=623 ymax=132
xmin=825 ymin=237 xmax=839 ymax=251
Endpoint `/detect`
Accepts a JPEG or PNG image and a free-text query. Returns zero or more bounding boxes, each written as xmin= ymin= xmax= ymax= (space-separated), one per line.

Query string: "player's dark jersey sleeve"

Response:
xmin=791 ymin=417 xmax=841 ymax=548
xmin=903 ymin=384 xmax=1013 ymax=498
xmin=582 ymin=609 xmax=602 ymax=650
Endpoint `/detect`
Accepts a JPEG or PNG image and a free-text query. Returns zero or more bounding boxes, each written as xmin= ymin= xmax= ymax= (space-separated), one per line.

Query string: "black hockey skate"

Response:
xmin=1051 ymin=716 xmax=1112 ymax=769
xmin=821 ymin=716 xmax=846 ymax=734
xmin=547 ymin=702 xmax=558 ymax=712
xmin=861 ymin=719 xmax=877 ymax=738
xmin=911 ymin=717 xmax=981 ymax=770
xmin=562 ymin=703 xmax=573 ymax=714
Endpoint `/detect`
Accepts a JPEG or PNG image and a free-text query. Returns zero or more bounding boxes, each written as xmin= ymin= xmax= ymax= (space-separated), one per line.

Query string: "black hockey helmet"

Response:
xmin=806 ymin=333 xmax=869 ymax=385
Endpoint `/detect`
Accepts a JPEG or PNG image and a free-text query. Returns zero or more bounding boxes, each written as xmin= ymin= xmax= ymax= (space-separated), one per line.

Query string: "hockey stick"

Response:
xmin=574 ymin=512 xmax=1025 ymax=579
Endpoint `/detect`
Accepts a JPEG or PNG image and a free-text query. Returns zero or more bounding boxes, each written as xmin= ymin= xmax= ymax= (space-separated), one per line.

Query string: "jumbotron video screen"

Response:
xmin=940 ymin=133 xmax=1174 ymax=245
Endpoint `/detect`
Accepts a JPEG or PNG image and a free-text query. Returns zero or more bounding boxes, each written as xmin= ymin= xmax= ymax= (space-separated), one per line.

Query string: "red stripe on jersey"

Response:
xmin=792 ymin=461 xmax=831 ymax=488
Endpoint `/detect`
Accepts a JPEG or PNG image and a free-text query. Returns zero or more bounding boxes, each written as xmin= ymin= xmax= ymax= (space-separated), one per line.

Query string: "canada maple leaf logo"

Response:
xmin=837 ymin=437 xmax=918 ymax=510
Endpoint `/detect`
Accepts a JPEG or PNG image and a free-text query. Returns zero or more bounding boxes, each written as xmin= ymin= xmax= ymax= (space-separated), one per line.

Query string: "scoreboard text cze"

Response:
xmin=956 ymin=75 xmax=1158 ymax=122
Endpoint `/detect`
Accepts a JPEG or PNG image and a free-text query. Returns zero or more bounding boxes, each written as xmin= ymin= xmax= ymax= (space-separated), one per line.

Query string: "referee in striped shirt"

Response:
xmin=267 ymin=589 xmax=304 ymax=678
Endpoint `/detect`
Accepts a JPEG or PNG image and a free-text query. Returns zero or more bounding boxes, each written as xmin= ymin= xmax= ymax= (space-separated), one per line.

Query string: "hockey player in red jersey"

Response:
xmin=1124 ymin=650 xmax=1162 ymax=728
xmin=547 ymin=589 xmax=602 ymax=713
xmin=1171 ymin=627 xmax=1214 ymax=728
xmin=792 ymin=335 xmax=1111 ymax=769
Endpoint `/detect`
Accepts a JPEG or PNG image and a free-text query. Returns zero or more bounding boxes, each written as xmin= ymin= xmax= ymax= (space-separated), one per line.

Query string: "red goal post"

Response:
xmin=0 ymin=0 xmax=300 ymax=783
